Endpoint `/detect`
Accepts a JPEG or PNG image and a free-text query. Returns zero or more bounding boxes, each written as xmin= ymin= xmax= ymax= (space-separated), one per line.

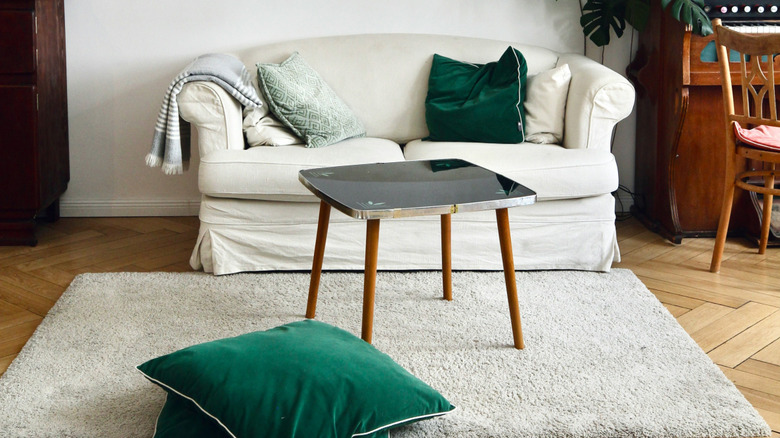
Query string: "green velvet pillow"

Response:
xmin=137 ymin=320 xmax=455 ymax=438
xmin=257 ymin=52 xmax=365 ymax=148
xmin=424 ymin=46 xmax=528 ymax=143
xmin=153 ymin=392 xmax=230 ymax=438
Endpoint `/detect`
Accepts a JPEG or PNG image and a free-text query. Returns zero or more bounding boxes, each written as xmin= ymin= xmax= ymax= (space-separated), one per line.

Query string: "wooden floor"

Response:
xmin=0 ymin=215 xmax=778 ymax=436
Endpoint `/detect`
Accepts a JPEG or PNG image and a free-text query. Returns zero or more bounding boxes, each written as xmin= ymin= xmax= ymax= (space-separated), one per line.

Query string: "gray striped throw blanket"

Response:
xmin=146 ymin=53 xmax=263 ymax=174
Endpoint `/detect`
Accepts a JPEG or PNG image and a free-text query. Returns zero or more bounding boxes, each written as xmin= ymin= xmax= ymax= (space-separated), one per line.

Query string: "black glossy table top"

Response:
xmin=298 ymin=159 xmax=536 ymax=219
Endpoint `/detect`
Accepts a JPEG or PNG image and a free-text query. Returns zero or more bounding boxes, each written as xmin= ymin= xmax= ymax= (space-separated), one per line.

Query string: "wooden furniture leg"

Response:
xmin=759 ymin=165 xmax=776 ymax=254
xmin=441 ymin=213 xmax=452 ymax=301
xmin=362 ymin=219 xmax=381 ymax=343
xmin=496 ymin=208 xmax=525 ymax=350
xmin=710 ymin=165 xmax=737 ymax=273
xmin=306 ymin=201 xmax=331 ymax=319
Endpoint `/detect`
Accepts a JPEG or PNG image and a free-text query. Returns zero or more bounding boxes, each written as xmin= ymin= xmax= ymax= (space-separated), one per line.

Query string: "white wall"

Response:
xmin=61 ymin=0 xmax=635 ymax=216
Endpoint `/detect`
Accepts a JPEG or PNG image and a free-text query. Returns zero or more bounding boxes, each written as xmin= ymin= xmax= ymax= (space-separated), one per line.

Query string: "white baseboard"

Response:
xmin=60 ymin=199 xmax=200 ymax=217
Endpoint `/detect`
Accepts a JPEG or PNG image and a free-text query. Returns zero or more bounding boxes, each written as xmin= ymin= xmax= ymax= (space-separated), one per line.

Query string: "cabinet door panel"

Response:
xmin=0 ymin=10 xmax=35 ymax=74
xmin=0 ymin=86 xmax=38 ymax=211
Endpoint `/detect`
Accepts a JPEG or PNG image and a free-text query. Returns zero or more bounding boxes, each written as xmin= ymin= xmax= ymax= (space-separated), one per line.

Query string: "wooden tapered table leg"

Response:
xmin=496 ymin=208 xmax=525 ymax=350
xmin=362 ymin=219 xmax=381 ymax=343
xmin=306 ymin=201 xmax=331 ymax=319
xmin=441 ymin=213 xmax=452 ymax=301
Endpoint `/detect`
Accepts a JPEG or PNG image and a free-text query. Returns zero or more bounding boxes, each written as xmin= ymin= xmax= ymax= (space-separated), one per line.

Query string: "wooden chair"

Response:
xmin=710 ymin=18 xmax=780 ymax=273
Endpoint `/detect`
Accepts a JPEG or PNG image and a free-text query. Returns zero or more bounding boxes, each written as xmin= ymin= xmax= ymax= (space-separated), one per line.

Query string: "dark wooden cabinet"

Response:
xmin=626 ymin=1 xmax=769 ymax=244
xmin=0 ymin=0 xmax=69 ymax=245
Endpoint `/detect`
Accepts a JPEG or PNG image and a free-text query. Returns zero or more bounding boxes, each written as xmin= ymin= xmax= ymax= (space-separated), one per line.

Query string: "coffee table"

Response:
xmin=298 ymin=159 xmax=536 ymax=349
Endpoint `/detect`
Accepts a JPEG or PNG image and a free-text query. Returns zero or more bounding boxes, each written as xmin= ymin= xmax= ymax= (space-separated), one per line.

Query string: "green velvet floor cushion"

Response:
xmin=153 ymin=392 xmax=231 ymax=438
xmin=137 ymin=319 xmax=455 ymax=438
xmin=425 ymin=46 xmax=528 ymax=143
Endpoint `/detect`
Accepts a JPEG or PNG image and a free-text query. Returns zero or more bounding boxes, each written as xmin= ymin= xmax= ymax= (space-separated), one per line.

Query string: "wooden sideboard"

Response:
xmin=0 ymin=0 xmax=69 ymax=245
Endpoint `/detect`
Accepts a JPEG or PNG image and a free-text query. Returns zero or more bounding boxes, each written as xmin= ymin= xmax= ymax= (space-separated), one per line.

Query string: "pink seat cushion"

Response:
xmin=734 ymin=122 xmax=780 ymax=152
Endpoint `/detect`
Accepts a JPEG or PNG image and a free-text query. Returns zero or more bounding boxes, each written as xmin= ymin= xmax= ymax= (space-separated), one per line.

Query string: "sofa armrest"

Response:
xmin=557 ymin=54 xmax=635 ymax=151
xmin=177 ymin=82 xmax=245 ymax=157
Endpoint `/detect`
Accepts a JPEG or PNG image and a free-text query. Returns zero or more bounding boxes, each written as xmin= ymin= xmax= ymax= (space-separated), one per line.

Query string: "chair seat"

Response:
xmin=734 ymin=122 xmax=780 ymax=152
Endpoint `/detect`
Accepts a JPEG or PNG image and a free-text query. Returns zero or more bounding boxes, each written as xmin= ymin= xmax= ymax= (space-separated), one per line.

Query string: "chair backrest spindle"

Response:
xmin=769 ymin=57 xmax=777 ymax=121
xmin=741 ymin=53 xmax=750 ymax=117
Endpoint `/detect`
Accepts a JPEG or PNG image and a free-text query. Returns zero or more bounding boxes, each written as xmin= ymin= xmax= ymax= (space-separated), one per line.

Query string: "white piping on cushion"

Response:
xmin=352 ymin=405 xmax=458 ymax=437
xmin=511 ymin=48 xmax=525 ymax=140
xmin=136 ymin=368 xmax=238 ymax=438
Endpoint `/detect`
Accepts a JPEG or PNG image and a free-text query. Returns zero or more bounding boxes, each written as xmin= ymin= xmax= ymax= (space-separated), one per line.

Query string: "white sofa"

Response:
xmin=178 ymin=34 xmax=635 ymax=275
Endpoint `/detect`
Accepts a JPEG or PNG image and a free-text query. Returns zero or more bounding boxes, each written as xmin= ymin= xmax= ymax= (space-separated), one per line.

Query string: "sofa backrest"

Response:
xmin=238 ymin=34 xmax=560 ymax=144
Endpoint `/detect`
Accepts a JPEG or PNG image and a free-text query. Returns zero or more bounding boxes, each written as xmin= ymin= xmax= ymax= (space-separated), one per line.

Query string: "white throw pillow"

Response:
xmin=523 ymin=63 xmax=571 ymax=145
xmin=242 ymin=106 xmax=302 ymax=147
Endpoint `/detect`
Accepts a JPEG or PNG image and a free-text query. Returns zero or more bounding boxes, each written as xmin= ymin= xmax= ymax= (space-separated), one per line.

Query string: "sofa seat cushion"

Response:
xmin=199 ymin=137 xmax=405 ymax=201
xmin=404 ymin=140 xmax=617 ymax=201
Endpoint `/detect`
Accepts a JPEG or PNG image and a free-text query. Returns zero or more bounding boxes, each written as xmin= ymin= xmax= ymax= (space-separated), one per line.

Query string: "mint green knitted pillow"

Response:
xmin=257 ymin=53 xmax=365 ymax=148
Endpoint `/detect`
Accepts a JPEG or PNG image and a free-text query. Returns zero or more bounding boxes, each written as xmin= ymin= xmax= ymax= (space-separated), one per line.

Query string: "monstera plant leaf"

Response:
xmin=661 ymin=0 xmax=713 ymax=36
xmin=578 ymin=0 xmax=711 ymax=47
xmin=624 ymin=0 xmax=651 ymax=31
xmin=580 ymin=0 xmax=627 ymax=47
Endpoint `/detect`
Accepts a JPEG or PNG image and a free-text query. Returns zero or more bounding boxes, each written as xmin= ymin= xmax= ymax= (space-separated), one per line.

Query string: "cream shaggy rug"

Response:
xmin=0 ymin=269 xmax=771 ymax=437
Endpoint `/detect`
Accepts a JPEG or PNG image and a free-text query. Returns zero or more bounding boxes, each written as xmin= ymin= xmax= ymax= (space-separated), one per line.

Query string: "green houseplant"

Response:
xmin=574 ymin=0 xmax=712 ymax=46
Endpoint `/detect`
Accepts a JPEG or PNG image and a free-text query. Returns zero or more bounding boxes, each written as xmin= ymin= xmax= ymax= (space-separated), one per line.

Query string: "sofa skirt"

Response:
xmin=190 ymin=194 xmax=620 ymax=275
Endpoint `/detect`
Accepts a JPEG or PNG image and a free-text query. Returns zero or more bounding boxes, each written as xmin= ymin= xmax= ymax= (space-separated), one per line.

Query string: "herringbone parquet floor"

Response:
xmin=0 ymin=216 xmax=777 ymax=436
